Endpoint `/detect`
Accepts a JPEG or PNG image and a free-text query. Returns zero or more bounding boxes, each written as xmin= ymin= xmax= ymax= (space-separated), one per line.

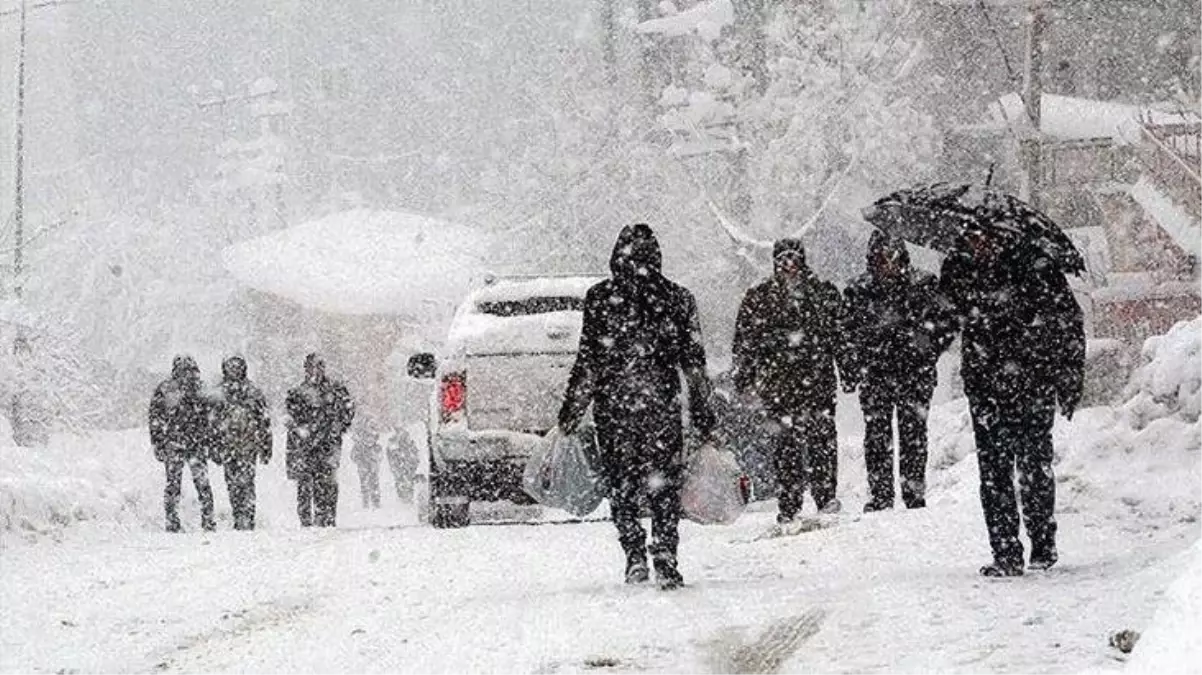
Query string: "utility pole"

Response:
xmin=12 ymin=0 xmax=27 ymax=299
xmin=2 ymin=0 xmax=76 ymax=299
xmin=1021 ymin=0 xmax=1046 ymax=208
xmin=600 ymin=0 xmax=617 ymax=88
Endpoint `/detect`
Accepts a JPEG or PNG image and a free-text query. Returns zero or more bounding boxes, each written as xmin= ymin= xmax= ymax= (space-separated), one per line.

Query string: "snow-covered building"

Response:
xmin=223 ymin=208 xmax=491 ymax=424
xmin=943 ymin=93 xmax=1200 ymax=344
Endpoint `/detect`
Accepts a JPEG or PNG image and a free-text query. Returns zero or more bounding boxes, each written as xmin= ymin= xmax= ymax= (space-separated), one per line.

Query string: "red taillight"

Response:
xmin=439 ymin=373 xmax=466 ymax=422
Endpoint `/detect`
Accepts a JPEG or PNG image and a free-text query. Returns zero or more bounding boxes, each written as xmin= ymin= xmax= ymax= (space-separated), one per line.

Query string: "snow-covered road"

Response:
xmin=3 ymin=494 xmax=1195 ymax=674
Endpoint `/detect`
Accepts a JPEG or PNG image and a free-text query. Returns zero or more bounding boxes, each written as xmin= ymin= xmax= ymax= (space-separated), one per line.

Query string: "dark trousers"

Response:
xmin=164 ymin=453 xmax=214 ymax=532
xmin=968 ymin=390 xmax=1058 ymax=566
xmin=355 ymin=459 xmax=381 ymax=509
xmin=597 ymin=409 xmax=685 ymax=565
xmin=861 ymin=380 xmax=933 ymax=509
xmin=609 ymin=462 xmax=683 ymax=564
xmin=296 ymin=466 xmax=339 ymax=527
xmin=772 ymin=406 xmax=837 ymax=519
xmin=224 ymin=459 xmax=257 ymax=530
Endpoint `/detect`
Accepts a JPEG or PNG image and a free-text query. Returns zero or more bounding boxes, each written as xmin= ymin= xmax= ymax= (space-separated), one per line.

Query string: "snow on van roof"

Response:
xmin=467 ymin=276 xmax=604 ymax=306
xmin=224 ymin=209 xmax=490 ymax=317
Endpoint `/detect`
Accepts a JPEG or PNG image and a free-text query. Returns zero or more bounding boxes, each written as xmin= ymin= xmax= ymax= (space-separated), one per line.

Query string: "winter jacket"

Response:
xmin=149 ymin=356 xmax=213 ymax=462
xmin=211 ymin=357 xmax=272 ymax=465
xmin=843 ymin=231 xmax=956 ymax=392
xmin=939 ymin=239 xmax=1085 ymax=416
xmin=558 ymin=223 xmax=715 ymax=468
xmin=285 ymin=374 xmax=355 ymax=478
xmin=732 ymin=239 xmax=853 ymax=414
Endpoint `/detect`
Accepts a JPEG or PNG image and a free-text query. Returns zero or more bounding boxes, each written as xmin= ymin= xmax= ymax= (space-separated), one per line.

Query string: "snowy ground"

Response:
xmin=3 ymin=428 xmax=1197 ymax=674
xmin=2 ymin=320 xmax=1199 ymax=673
xmin=1 ymin=489 xmax=1196 ymax=673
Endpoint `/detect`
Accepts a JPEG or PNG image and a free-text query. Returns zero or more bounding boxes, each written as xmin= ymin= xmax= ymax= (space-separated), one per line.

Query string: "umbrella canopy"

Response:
xmin=862 ymin=183 xmax=1085 ymax=275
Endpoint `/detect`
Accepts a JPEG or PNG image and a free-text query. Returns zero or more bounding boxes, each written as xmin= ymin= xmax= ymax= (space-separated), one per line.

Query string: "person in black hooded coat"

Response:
xmin=843 ymin=231 xmax=956 ymax=511
xmin=149 ymin=355 xmax=216 ymax=532
xmin=212 ymin=356 xmax=272 ymax=530
xmin=940 ymin=225 xmax=1084 ymax=577
xmin=732 ymin=239 xmax=853 ymax=523
xmin=559 ymin=223 xmax=715 ymax=590
xmin=286 ymin=353 xmax=355 ymax=528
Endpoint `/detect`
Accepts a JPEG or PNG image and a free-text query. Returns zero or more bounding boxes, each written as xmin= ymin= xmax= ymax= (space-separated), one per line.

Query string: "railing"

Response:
xmin=1134 ymin=120 xmax=1201 ymax=218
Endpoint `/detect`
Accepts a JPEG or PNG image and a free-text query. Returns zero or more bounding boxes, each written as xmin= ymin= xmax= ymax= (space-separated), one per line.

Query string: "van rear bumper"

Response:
xmin=433 ymin=429 xmax=547 ymax=465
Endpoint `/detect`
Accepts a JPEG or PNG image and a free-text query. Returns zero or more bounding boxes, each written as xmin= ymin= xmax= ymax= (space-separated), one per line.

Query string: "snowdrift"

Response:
xmin=0 ymin=423 xmax=401 ymax=543
xmin=1125 ymin=541 xmax=1202 ymax=674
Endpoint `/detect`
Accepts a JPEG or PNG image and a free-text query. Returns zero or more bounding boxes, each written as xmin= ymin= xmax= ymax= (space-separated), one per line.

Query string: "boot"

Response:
xmin=863 ymin=498 xmax=893 ymax=513
xmin=1028 ymin=544 xmax=1058 ymax=571
xmin=654 ymin=554 xmax=684 ymax=590
xmin=624 ymin=550 xmax=649 ymax=584
xmin=979 ymin=560 xmax=1024 ymax=578
xmin=818 ymin=498 xmax=842 ymax=514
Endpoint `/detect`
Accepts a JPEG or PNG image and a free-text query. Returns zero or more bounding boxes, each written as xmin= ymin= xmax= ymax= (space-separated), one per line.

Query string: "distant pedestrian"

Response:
xmin=559 ymin=223 xmax=715 ymax=590
xmin=385 ymin=426 xmax=419 ymax=503
xmin=149 ymin=355 xmax=215 ymax=532
xmin=732 ymin=238 xmax=854 ymax=523
xmin=843 ymin=231 xmax=955 ymax=511
xmin=286 ymin=353 xmax=355 ymax=527
xmin=351 ymin=417 xmax=383 ymax=509
xmin=940 ymin=224 xmax=1084 ymax=577
xmin=212 ymin=356 xmax=272 ymax=530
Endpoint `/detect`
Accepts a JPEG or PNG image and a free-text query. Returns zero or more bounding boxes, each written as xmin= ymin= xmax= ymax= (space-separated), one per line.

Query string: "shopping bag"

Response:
xmin=522 ymin=426 xmax=606 ymax=517
xmin=681 ymin=443 xmax=751 ymax=525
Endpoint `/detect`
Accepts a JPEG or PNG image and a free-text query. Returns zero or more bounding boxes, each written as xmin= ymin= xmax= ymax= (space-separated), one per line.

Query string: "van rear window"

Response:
xmin=476 ymin=296 xmax=584 ymax=317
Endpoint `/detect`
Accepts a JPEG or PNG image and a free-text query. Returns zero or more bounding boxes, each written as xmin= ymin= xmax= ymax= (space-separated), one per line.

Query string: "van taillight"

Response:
xmin=439 ymin=373 xmax=466 ymax=422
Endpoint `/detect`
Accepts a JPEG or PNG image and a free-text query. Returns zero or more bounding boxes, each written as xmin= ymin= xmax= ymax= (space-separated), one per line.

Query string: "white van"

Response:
xmin=407 ymin=275 xmax=602 ymax=527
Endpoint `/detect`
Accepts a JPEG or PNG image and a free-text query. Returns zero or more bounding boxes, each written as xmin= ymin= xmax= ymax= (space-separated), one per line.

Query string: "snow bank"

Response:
xmin=1124 ymin=316 xmax=1201 ymax=425
xmin=1126 ymin=542 xmax=1202 ymax=674
xmin=0 ymin=423 xmax=163 ymax=537
xmin=0 ymin=420 xmax=414 ymax=544
xmin=223 ymin=209 xmax=491 ymax=317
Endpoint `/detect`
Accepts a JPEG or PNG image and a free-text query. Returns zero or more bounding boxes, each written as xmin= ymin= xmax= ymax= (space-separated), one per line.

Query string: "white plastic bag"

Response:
xmin=681 ymin=443 xmax=750 ymax=525
xmin=522 ymin=427 xmax=606 ymax=517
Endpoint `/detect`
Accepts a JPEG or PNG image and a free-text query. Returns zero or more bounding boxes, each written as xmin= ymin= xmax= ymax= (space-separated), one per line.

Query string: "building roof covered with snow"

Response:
xmin=223 ymin=209 xmax=491 ymax=317
xmin=983 ymin=92 xmax=1199 ymax=142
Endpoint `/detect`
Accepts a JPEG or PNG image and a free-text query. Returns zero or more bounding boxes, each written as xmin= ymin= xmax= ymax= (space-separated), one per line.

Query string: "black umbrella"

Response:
xmin=862 ymin=183 xmax=1085 ymax=275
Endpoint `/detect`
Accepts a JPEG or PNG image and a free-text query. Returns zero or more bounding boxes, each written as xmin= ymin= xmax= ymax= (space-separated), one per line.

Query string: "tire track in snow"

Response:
xmin=706 ymin=608 xmax=827 ymax=674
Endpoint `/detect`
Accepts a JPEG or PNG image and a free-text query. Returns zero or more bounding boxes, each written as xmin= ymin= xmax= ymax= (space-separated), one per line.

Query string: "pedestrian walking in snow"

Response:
xmin=211 ymin=356 xmax=272 ymax=530
xmin=940 ymin=224 xmax=1084 ymax=577
xmin=843 ymin=231 xmax=956 ymax=512
xmin=558 ymin=223 xmax=715 ymax=590
xmin=149 ymin=355 xmax=216 ymax=532
xmin=385 ymin=426 xmax=419 ymax=503
xmin=732 ymin=238 xmax=853 ymax=523
xmin=351 ymin=417 xmax=383 ymax=509
xmin=286 ymin=353 xmax=355 ymax=527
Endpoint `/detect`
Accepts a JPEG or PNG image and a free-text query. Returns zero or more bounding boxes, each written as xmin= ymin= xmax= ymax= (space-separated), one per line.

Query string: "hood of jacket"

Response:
xmin=610 ymin=223 xmax=663 ymax=284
